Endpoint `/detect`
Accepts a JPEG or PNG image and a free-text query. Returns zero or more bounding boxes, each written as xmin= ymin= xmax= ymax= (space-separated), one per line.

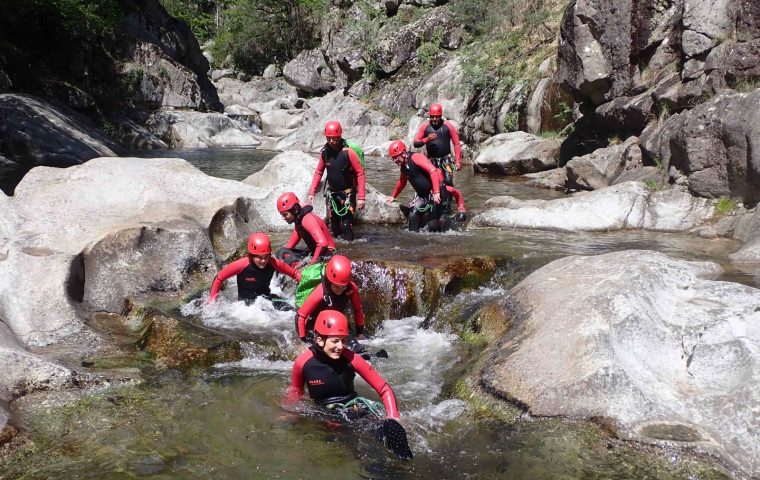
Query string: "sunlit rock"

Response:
xmin=146 ymin=111 xmax=261 ymax=148
xmin=472 ymin=182 xmax=715 ymax=232
xmin=473 ymin=132 xmax=561 ymax=175
xmin=480 ymin=250 xmax=760 ymax=477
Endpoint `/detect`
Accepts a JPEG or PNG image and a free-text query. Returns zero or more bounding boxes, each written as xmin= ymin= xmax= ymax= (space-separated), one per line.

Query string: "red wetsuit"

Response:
xmin=445 ymin=185 xmax=466 ymax=212
xmin=296 ymin=279 xmax=365 ymax=338
xmin=413 ymin=120 xmax=462 ymax=167
xmin=284 ymin=205 xmax=336 ymax=264
xmin=390 ymin=152 xmax=442 ymax=199
xmin=309 ymin=141 xmax=366 ymax=200
xmin=209 ymin=256 xmax=300 ymax=301
xmin=286 ymin=345 xmax=400 ymax=419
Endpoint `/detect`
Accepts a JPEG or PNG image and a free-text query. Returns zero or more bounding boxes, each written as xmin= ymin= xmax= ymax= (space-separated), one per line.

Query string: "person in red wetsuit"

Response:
xmin=286 ymin=310 xmax=399 ymax=419
xmin=307 ymin=120 xmax=366 ymax=241
xmin=275 ymin=191 xmax=336 ymax=268
xmin=385 ymin=140 xmax=466 ymax=231
xmin=413 ymin=103 xmax=462 ymax=186
xmin=209 ymin=232 xmax=301 ymax=309
xmin=295 ymin=255 xmax=365 ymax=343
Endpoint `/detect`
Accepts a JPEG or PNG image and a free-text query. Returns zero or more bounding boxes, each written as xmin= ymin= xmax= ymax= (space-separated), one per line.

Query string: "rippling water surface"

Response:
xmin=3 ymin=148 xmax=749 ymax=479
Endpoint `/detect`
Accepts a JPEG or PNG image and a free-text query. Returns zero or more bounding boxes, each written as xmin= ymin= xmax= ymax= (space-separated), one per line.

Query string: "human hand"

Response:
xmin=307 ymin=194 xmax=315 ymax=205
xmin=357 ymin=199 xmax=366 ymax=210
xmin=385 ymin=196 xmax=396 ymax=204
xmin=455 ymin=163 xmax=462 ymax=171
xmin=431 ymin=192 xmax=441 ymax=204
xmin=427 ymin=133 xmax=437 ymax=141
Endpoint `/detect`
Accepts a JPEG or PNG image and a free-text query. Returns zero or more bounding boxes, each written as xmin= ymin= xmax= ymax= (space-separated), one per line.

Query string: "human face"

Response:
xmin=280 ymin=210 xmax=295 ymax=224
xmin=326 ymin=136 xmax=341 ymax=151
xmin=318 ymin=335 xmax=348 ymax=360
xmin=392 ymin=152 xmax=406 ymax=166
xmin=429 ymin=114 xmax=442 ymax=126
xmin=250 ymin=253 xmax=270 ymax=269
xmin=330 ymin=282 xmax=348 ymax=295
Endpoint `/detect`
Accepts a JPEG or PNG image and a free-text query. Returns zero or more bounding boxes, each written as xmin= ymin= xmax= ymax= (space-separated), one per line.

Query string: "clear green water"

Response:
xmin=1 ymin=148 xmax=748 ymax=479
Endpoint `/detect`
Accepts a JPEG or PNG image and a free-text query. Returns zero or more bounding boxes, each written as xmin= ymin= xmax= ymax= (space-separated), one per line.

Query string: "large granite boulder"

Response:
xmin=0 ymin=94 xmax=119 ymax=194
xmin=473 ymin=132 xmax=561 ymax=175
xmin=214 ymin=77 xmax=299 ymax=111
xmin=565 ymin=136 xmax=643 ymax=190
xmin=641 ymin=89 xmax=760 ymax=206
xmin=480 ymin=250 xmax=760 ymax=477
xmin=275 ymin=90 xmax=404 ymax=155
xmin=283 ymin=49 xmax=335 ymax=95
xmin=472 ymin=182 xmax=715 ymax=232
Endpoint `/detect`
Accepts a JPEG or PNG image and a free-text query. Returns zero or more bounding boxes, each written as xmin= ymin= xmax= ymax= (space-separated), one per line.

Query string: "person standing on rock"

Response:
xmin=385 ymin=140 xmax=467 ymax=232
xmin=275 ymin=191 xmax=336 ymax=268
xmin=307 ymin=120 xmax=366 ymax=242
xmin=412 ymin=103 xmax=462 ymax=186
xmin=209 ymin=232 xmax=301 ymax=309
xmin=294 ymin=255 xmax=365 ymax=345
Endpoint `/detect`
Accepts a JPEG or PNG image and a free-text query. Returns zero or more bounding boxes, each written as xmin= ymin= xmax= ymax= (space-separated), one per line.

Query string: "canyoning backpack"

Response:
xmin=344 ymin=139 xmax=365 ymax=168
xmin=295 ymin=262 xmax=325 ymax=308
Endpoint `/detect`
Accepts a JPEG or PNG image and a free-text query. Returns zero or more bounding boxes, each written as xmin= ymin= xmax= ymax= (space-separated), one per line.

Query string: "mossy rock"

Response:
xmin=133 ymin=306 xmax=243 ymax=370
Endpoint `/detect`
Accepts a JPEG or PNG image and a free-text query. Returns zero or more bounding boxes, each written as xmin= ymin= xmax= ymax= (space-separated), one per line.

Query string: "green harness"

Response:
xmin=325 ymin=396 xmax=386 ymax=419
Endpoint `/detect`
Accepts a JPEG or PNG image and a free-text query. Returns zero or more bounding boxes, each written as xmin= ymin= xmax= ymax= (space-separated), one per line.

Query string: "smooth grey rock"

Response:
xmin=414 ymin=57 xmax=468 ymax=124
xmin=0 ymin=94 xmax=118 ymax=186
xmin=262 ymin=64 xmax=281 ymax=79
xmin=276 ymin=90 xmax=403 ymax=155
xmin=481 ymin=249 xmax=760 ymax=478
xmin=471 ymin=182 xmax=715 ymax=232
xmin=283 ymin=49 xmax=333 ymax=94
xmin=146 ymin=111 xmax=261 ymax=148
xmin=565 ymin=137 xmax=640 ymax=190
xmin=211 ymin=69 xmax=234 ymax=82
xmin=522 ymin=168 xmax=568 ymax=191
xmin=473 ymin=132 xmax=561 ymax=175
xmin=214 ymin=77 xmax=298 ymax=111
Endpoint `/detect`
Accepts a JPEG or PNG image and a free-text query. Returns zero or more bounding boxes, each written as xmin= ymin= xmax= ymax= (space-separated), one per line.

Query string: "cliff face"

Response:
xmin=0 ymin=0 xmax=221 ymax=194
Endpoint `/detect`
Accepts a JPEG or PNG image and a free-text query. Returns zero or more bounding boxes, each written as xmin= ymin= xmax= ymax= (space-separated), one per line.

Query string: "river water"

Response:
xmin=2 ymin=148 xmax=750 ymax=479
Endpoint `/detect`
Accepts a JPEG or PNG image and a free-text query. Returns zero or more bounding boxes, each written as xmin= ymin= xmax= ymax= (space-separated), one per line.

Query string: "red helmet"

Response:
xmin=314 ymin=310 xmax=349 ymax=337
xmin=247 ymin=232 xmax=271 ymax=255
xmin=326 ymin=255 xmax=352 ymax=286
xmin=429 ymin=103 xmax=443 ymax=116
xmin=388 ymin=140 xmax=407 ymax=159
xmin=276 ymin=191 xmax=300 ymax=213
xmin=324 ymin=120 xmax=343 ymax=138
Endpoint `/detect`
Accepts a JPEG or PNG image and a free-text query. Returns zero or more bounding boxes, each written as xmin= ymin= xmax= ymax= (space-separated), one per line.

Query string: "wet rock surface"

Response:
xmin=480 ymin=250 xmax=760 ymax=477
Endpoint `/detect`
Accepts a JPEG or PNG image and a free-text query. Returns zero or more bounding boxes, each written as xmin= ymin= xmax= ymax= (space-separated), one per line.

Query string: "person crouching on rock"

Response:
xmin=295 ymin=255 xmax=365 ymax=345
xmin=385 ymin=140 xmax=464 ymax=232
xmin=274 ymin=191 xmax=336 ymax=269
xmin=209 ymin=232 xmax=301 ymax=310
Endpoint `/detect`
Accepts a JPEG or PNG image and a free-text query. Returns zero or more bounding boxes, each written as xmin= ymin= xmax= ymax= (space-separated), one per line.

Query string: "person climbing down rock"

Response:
xmin=307 ymin=120 xmax=366 ymax=241
xmin=274 ymin=191 xmax=336 ymax=268
xmin=385 ymin=140 xmax=466 ymax=232
xmin=412 ymin=103 xmax=462 ymax=187
xmin=209 ymin=232 xmax=300 ymax=310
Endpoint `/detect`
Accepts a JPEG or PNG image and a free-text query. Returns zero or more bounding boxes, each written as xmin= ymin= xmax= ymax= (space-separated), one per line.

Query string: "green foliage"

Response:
xmin=539 ymin=130 xmax=561 ymax=139
xmin=715 ymin=197 xmax=736 ymax=215
xmin=160 ymin=0 xmax=217 ymax=43
xmin=417 ymin=28 xmax=445 ymax=74
xmin=652 ymin=155 xmax=664 ymax=170
xmin=210 ymin=0 xmax=326 ymax=74
xmin=158 ymin=64 xmax=171 ymax=82
xmin=553 ymin=101 xmax=572 ymax=125
xmin=729 ymin=77 xmax=760 ymax=93
xmin=10 ymin=0 xmax=123 ymax=35
xmin=503 ymin=110 xmax=519 ymax=132
xmin=644 ymin=179 xmax=661 ymax=191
